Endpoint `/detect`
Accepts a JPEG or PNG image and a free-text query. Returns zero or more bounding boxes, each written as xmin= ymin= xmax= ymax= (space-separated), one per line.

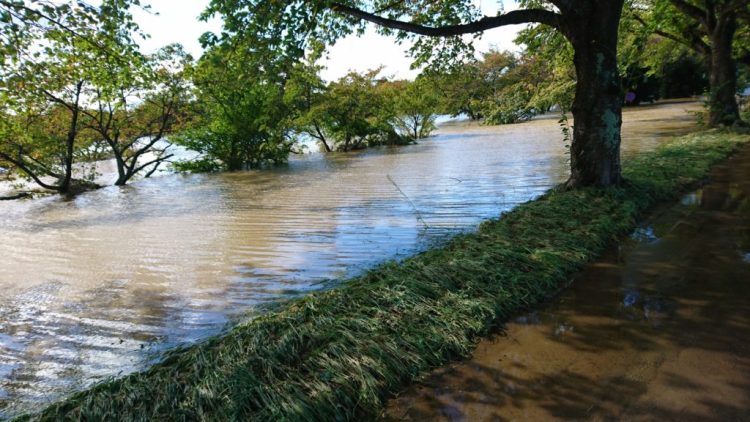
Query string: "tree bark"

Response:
xmin=563 ymin=1 xmax=624 ymax=188
xmin=664 ymin=0 xmax=743 ymax=127
xmin=58 ymin=81 xmax=84 ymax=193
xmin=112 ymin=145 xmax=129 ymax=185
xmin=708 ymin=11 xmax=741 ymax=127
xmin=313 ymin=120 xmax=332 ymax=152
xmin=331 ymin=0 xmax=626 ymax=188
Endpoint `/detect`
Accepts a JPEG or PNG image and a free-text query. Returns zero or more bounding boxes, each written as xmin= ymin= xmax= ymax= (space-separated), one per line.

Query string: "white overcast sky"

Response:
xmin=131 ymin=0 xmax=525 ymax=81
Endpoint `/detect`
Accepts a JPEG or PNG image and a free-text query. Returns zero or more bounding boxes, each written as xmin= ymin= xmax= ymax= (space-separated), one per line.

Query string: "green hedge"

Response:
xmin=20 ymin=130 xmax=749 ymax=421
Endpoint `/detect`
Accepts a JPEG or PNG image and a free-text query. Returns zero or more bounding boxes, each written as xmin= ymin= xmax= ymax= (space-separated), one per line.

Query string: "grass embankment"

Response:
xmin=21 ymin=130 xmax=749 ymax=422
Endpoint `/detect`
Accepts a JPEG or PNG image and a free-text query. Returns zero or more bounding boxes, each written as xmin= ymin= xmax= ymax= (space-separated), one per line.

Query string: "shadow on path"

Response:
xmin=384 ymin=144 xmax=750 ymax=421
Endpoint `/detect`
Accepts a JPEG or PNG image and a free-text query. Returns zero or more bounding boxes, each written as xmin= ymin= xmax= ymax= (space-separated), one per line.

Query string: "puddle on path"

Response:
xmin=384 ymin=142 xmax=750 ymax=421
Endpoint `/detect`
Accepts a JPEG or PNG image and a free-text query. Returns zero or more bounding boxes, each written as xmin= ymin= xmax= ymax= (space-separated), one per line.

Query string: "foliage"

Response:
xmin=0 ymin=0 xmax=164 ymax=192
xmin=480 ymin=51 xmax=540 ymax=124
xmin=427 ymin=61 xmax=488 ymax=120
xmin=0 ymin=102 xmax=98 ymax=190
xmin=387 ymin=77 xmax=439 ymax=140
xmin=635 ymin=0 xmax=749 ymax=126
xmin=514 ymin=24 xmax=577 ymax=113
xmin=82 ymin=44 xmax=195 ymax=185
xmin=284 ymin=55 xmax=335 ymax=151
xmin=416 ymin=1 xmax=718 ymax=126
xmin=289 ymin=67 xmax=423 ymax=153
xmin=317 ymin=68 xmax=392 ymax=151
xmin=428 ymin=47 xmax=569 ymax=124
xmin=19 ymin=129 xmax=749 ymax=421
xmin=175 ymin=41 xmax=296 ymax=171
xmin=200 ymin=0 xmax=484 ymax=72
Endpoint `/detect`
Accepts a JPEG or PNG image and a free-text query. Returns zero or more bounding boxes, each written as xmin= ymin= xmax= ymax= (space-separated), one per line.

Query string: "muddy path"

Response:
xmin=384 ymin=143 xmax=750 ymax=421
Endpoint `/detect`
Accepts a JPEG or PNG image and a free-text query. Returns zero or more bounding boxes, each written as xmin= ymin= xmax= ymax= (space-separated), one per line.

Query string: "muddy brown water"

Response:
xmin=0 ymin=102 xmax=699 ymax=417
xmin=384 ymin=128 xmax=750 ymax=421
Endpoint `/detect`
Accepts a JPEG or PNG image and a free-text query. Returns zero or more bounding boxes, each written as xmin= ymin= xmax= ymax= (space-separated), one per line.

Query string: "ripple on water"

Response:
xmin=0 ymin=102 xmax=701 ymax=417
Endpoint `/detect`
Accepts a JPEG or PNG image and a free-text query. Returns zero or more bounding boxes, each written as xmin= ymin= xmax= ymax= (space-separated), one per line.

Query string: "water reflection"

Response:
xmin=0 ymin=102 xmax=699 ymax=417
xmin=383 ymin=112 xmax=750 ymax=421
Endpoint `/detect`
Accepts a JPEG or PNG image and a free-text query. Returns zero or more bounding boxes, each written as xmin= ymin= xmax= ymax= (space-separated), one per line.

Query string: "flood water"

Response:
xmin=384 ymin=116 xmax=750 ymax=421
xmin=0 ymin=102 xmax=699 ymax=417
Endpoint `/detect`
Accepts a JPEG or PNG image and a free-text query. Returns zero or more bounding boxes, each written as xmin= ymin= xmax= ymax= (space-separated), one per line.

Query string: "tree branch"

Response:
xmin=330 ymin=3 xmax=564 ymax=35
xmin=131 ymin=153 xmax=173 ymax=176
xmin=0 ymin=0 xmax=135 ymax=65
xmin=548 ymin=0 xmax=573 ymax=13
xmin=633 ymin=13 xmax=710 ymax=56
xmin=667 ymin=0 xmax=706 ymax=22
xmin=143 ymin=157 xmax=170 ymax=178
xmin=0 ymin=151 xmax=60 ymax=191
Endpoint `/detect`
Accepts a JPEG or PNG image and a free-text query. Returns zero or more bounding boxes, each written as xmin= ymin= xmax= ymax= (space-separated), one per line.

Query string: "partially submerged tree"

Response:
xmin=83 ymin=45 xmax=193 ymax=185
xmin=205 ymin=0 xmax=627 ymax=187
xmin=386 ymin=78 xmax=439 ymax=140
xmin=0 ymin=0 xmax=146 ymax=193
xmin=176 ymin=40 xmax=296 ymax=171
xmin=0 ymin=84 xmax=88 ymax=193
xmin=286 ymin=56 xmax=336 ymax=152
xmin=289 ymin=67 xmax=419 ymax=153
xmin=429 ymin=62 xmax=488 ymax=120
xmin=473 ymin=50 xmax=539 ymax=124
xmin=311 ymin=69 xmax=392 ymax=152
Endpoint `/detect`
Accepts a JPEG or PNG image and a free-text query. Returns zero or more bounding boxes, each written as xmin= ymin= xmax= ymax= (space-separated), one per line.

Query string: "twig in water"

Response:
xmin=387 ymin=174 xmax=429 ymax=229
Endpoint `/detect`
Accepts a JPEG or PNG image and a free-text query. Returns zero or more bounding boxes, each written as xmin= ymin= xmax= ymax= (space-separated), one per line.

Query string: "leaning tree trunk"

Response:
xmin=58 ymin=81 xmax=84 ymax=194
xmin=564 ymin=1 xmax=624 ymax=188
xmin=708 ymin=11 xmax=741 ymax=127
xmin=113 ymin=148 xmax=129 ymax=186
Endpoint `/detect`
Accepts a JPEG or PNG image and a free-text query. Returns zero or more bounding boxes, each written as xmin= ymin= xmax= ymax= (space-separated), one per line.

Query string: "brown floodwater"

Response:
xmin=384 ymin=122 xmax=750 ymax=421
xmin=0 ymin=102 xmax=699 ymax=418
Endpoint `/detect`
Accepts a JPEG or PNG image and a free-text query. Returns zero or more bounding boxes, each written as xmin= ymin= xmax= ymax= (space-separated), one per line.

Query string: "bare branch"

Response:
xmin=131 ymin=153 xmax=174 ymax=176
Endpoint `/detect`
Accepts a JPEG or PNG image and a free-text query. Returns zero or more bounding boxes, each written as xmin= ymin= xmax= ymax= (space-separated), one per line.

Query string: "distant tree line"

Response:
xmin=174 ymin=50 xmax=440 ymax=173
xmin=1 ymin=0 xmax=748 ymax=195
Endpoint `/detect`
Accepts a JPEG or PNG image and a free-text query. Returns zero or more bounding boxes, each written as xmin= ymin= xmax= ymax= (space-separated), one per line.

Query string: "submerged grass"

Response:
xmin=20 ymin=130 xmax=749 ymax=421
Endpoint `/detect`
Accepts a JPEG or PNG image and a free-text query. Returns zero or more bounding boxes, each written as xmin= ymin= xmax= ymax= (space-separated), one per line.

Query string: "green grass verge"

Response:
xmin=19 ymin=130 xmax=749 ymax=422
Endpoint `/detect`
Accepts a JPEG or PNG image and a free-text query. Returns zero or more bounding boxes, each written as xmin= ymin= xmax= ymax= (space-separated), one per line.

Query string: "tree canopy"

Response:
xmin=202 ymin=0 xmax=630 ymax=188
xmin=0 ymin=0 xmax=194 ymax=192
xmin=636 ymin=0 xmax=749 ymax=125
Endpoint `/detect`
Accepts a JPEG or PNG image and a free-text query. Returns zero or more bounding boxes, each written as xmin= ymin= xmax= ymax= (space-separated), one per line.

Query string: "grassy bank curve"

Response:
xmin=19 ymin=130 xmax=749 ymax=422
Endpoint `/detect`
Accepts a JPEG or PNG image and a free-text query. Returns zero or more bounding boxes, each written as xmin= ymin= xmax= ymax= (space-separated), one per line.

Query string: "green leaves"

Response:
xmin=389 ymin=77 xmax=440 ymax=139
xmin=0 ymin=0 xmax=165 ymax=192
xmin=200 ymin=0 xmax=488 ymax=72
xmin=175 ymin=38 xmax=297 ymax=171
xmin=288 ymin=67 xmax=434 ymax=152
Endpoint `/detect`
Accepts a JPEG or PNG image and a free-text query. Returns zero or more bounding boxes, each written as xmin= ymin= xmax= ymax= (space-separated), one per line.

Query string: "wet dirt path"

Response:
xmin=384 ymin=143 xmax=750 ymax=421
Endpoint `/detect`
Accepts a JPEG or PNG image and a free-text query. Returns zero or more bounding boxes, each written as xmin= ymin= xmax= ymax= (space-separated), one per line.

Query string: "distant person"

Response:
xmin=625 ymin=91 xmax=637 ymax=105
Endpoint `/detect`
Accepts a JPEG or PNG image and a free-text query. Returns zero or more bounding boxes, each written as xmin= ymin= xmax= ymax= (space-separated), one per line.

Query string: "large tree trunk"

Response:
xmin=564 ymin=1 xmax=624 ymax=188
xmin=114 ymin=172 xmax=129 ymax=186
xmin=329 ymin=0 xmax=627 ymax=187
xmin=708 ymin=11 xmax=741 ymax=127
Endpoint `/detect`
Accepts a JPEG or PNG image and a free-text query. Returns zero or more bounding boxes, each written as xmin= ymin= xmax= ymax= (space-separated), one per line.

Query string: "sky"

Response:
xmin=131 ymin=0 xmax=526 ymax=81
